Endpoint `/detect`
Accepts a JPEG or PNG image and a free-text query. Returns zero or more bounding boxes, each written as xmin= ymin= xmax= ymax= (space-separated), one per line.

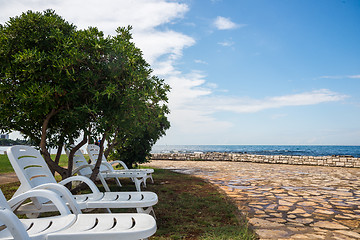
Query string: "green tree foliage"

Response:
xmin=101 ymin=27 xmax=170 ymax=168
xmin=108 ymin=104 xmax=170 ymax=168
xmin=0 ymin=10 xmax=81 ymax=177
xmin=0 ymin=10 xmax=170 ymax=180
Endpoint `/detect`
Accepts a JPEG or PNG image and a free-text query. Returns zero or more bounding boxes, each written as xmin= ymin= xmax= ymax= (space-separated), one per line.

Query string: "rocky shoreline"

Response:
xmin=151 ymin=152 xmax=360 ymax=168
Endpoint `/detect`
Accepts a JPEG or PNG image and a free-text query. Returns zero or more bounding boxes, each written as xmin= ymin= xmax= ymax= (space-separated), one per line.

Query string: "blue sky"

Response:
xmin=1 ymin=0 xmax=360 ymax=145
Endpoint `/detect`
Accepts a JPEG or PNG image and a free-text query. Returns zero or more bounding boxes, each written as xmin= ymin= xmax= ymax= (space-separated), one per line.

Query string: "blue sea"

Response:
xmin=151 ymin=145 xmax=360 ymax=158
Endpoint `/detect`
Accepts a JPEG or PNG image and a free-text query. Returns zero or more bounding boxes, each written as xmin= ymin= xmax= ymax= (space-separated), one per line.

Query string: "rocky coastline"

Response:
xmin=151 ymin=152 xmax=360 ymax=168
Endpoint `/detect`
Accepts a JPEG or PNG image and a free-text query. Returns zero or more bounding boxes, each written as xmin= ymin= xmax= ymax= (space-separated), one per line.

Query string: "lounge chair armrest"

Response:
xmin=100 ymin=162 xmax=114 ymax=171
xmin=31 ymin=183 xmax=82 ymax=215
xmin=8 ymin=189 xmax=71 ymax=216
xmin=0 ymin=207 xmax=31 ymax=240
xmin=58 ymin=175 xmax=101 ymax=195
xmin=71 ymin=164 xmax=94 ymax=175
xmin=110 ymin=160 xmax=129 ymax=170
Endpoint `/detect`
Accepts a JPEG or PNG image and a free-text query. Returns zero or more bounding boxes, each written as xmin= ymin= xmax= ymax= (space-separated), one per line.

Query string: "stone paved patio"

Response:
xmin=144 ymin=160 xmax=360 ymax=239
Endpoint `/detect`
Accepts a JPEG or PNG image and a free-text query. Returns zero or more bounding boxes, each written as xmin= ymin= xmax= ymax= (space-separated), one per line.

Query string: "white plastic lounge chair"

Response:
xmin=6 ymin=145 xmax=157 ymax=217
xmin=65 ymin=146 xmax=123 ymax=191
xmin=87 ymin=144 xmax=154 ymax=187
xmin=68 ymin=147 xmax=147 ymax=192
xmin=0 ymin=188 xmax=157 ymax=240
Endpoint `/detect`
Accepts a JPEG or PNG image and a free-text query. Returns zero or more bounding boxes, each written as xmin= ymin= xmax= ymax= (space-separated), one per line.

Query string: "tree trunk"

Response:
xmin=39 ymin=108 xmax=67 ymax=179
xmin=66 ymin=134 xmax=87 ymax=178
xmin=51 ymin=142 xmax=64 ymax=175
xmin=90 ymin=133 xmax=107 ymax=182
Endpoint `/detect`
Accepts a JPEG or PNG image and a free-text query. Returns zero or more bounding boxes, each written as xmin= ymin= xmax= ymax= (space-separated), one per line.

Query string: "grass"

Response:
xmin=0 ymin=154 xmax=14 ymax=173
xmin=141 ymin=169 xmax=257 ymax=239
xmin=0 ymin=153 xmax=257 ymax=239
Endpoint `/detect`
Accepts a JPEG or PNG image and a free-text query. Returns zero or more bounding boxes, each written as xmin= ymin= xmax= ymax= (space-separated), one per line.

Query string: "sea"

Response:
xmin=2 ymin=145 xmax=360 ymax=158
xmin=0 ymin=146 xmax=10 ymax=154
xmin=151 ymin=145 xmax=360 ymax=158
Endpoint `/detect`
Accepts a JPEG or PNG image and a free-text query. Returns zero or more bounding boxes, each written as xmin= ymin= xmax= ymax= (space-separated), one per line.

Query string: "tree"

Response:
xmin=0 ymin=9 xmax=81 ymax=178
xmin=0 ymin=10 xmax=170 ymax=181
xmin=0 ymin=10 xmax=116 ymax=179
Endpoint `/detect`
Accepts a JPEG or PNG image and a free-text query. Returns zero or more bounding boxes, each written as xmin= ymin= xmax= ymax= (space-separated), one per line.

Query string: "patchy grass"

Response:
xmin=0 ymin=181 xmax=20 ymax=199
xmin=104 ymin=169 xmax=257 ymax=239
xmin=0 ymin=154 xmax=15 ymax=173
xmin=0 ymin=167 xmax=256 ymax=239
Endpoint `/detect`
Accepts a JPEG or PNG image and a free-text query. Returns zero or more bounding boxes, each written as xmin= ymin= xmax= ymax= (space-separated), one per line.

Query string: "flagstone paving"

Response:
xmin=145 ymin=160 xmax=360 ymax=239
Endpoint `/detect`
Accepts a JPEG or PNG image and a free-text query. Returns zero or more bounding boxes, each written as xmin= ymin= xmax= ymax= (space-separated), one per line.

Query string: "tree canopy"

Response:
xmin=0 ymin=10 xmax=170 ymax=179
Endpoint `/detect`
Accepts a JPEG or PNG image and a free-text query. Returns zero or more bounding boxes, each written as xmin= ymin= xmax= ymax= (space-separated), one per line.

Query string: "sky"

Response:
xmin=1 ymin=0 xmax=360 ymax=145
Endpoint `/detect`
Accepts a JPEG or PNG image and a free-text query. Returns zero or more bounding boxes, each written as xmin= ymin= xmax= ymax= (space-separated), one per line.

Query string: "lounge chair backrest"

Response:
xmin=87 ymin=144 xmax=107 ymax=163
xmin=87 ymin=144 xmax=128 ymax=170
xmin=67 ymin=147 xmax=108 ymax=174
xmin=7 ymin=145 xmax=57 ymax=203
xmin=84 ymin=144 xmax=109 ymax=172
xmin=71 ymin=148 xmax=93 ymax=176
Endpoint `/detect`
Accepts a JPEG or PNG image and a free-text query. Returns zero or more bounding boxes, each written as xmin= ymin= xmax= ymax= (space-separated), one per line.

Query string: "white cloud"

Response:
xmin=194 ymin=59 xmax=208 ymax=64
xmin=218 ymin=39 xmax=235 ymax=47
xmin=2 ymin=0 xmax=189 ymax=33
xmin=319 ymin=74 xmax=360 ymax=79
xmin=134 ymin=30 xmax=195 ymax=65
xmin=269 ymin=89 xmax=346 ymax=106
xmin=319 ymin=76 xmax=340 ymax=79
xmin=205 ymin=82 xmax=218 ymax=89
xmin=348 ymin=75 xmax=360 ymax=79
xmin=213 ymin=16 xmax=244 ymax=30
xmin=168 ymin=87 xmax=347 ymax=120
xmin=201 ymin=89 xmax=348 ymax=113
xmin=167 ymin=71 xmax=212 ymax=108
xmin=161 ymin=70 xmax=232 ymax=142
xmin=210 ymin=0 xmax=223 ymax=3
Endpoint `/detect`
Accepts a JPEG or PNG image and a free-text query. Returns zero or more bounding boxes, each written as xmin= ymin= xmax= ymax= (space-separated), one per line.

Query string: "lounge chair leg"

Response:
xmin=98 ymin=175 xmax=111 ymax=192
xmin=150 ymin=208 xmax=156 ymax=219
xmin=134 ymin=178 xmax=142 ymax=192
xmin=143 ymin=178 xmax=147 ymax=188
xmin=136 ymin=207 xmax=156 ymax=219
xmin=115 ymin=178 xmax=122 ymax=187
